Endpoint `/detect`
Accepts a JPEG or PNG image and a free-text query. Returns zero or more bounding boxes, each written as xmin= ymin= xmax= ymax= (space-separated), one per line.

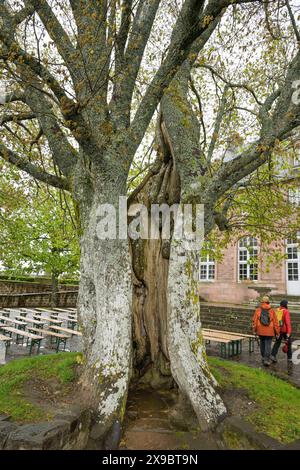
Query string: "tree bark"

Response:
xmin=75 ymin=163 xmax=132 ymax=446
xmin=51 ymin=272 xmax=59 ymax=308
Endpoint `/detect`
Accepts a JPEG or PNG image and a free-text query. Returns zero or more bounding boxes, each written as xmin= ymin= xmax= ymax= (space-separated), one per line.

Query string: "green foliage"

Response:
xmin=0 ymin=167 xmax=80 ymax=282
xmin=209 ymin=357 xmax=300 ymax=444
xmin=0 ymin=353 xmax=79 ymax=422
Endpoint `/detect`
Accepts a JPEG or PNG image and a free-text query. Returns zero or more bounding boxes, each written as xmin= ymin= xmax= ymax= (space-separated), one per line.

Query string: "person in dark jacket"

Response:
xmin=270 ymin=300 xmax=292 ymax=366
xmin=252 ymin=296 xmax=280 ymax=366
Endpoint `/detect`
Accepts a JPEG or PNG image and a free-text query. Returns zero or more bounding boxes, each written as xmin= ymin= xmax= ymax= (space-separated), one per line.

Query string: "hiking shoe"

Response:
xmin=263 ymin=359 xmax=271 ymax=366
xmin=270 ymin=355 xmax=277 ymax=363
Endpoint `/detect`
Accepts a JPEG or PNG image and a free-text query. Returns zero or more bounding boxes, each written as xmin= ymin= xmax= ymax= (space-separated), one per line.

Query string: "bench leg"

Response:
xmin=0 ymin=341 xmax=6 ymax=365
xmin=220 ymin=343 xmax=228 ymax=358
xmin=249 ymin=338 xmax=254 ymax=353
xmin=56 ymin=338 xmax=61 ymax=353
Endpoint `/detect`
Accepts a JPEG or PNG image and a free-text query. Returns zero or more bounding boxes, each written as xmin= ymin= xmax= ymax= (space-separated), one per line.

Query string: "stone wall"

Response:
xmin=0 ymin=408 xmax=92 ymax=450
xmin=0 ymin=291 xmax=78 ymax=308
xmin=0 ymin=280 xmax=78 ymax=295
xmin=201 ymin=302 xmax=300 ymax=339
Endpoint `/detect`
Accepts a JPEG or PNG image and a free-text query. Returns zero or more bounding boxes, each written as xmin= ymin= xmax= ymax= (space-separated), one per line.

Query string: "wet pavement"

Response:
xmin=205 ymin=340 xmax=300 ymax=388
xmin=121 ymin=388 xmax=222 ymax=450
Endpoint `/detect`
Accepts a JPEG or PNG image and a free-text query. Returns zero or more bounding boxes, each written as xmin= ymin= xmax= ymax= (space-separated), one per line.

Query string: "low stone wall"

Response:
xmin=218 ymin=416 xmax=296 ymax=450
xmin=0 ymin=291 xmax=78 ymax=308
xmin=0 ymin=408 xmax=91 ymax=450
xmin=201 ymin=302 xmax=300 ymax=339
xmin=0 ymin=280 xmax=78 ymax=295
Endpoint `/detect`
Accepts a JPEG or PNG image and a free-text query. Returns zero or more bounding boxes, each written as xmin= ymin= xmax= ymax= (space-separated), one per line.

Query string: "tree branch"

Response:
xmin=112 ymin=0 xmax=161 ymax=127
xmin=0 ymin=111 xmax=36 ymax=125
xmin=24 ymin=0 xmax=81 ymax=81
xmin=0 ymin=142 xmax=70 ymax=191
xmin=197 ymin=64 xmax=263 ymax=106
xmin=130 ymin=0 xmax=234 ymax=155
xmin=285 ymin=0 xmax=300 ymax=44
xmin=207 ymin=84 xmax=229 ymax=163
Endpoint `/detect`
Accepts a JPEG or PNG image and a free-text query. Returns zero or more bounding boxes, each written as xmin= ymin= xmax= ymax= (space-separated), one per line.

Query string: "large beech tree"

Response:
xmin=1 ymin=0 xmax=300 ymax=445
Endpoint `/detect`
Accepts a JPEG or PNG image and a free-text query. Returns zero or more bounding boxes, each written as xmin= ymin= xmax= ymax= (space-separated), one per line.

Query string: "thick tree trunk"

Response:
xmin=75 ymin=165 xmax=132 ymax=446
xmin=167 ymin=240 xmax=226 ymax=430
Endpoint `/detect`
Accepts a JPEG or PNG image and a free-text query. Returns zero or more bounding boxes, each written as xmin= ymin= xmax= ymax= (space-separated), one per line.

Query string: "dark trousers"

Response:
xmin=259 ymin=336 xmax=273 ymax=360
xmin=271 ymin=333 xmax=292 ymax=360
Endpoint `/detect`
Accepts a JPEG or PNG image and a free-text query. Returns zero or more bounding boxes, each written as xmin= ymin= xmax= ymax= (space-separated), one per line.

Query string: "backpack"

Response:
xmin=276 ymin=308 xmax=284 ymax=327
xmin=260 ymin=308 xmax=271 ymax=326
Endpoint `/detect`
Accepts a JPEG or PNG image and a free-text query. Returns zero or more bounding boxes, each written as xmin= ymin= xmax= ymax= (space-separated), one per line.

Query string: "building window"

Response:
xmin=286 ymin=234 xmax=300 ymax=281
xmin=238 ymin=237 xmax=258 ymax=281
xmin=288 ymin=188 xmax=300 ymax=206
xmin=199 ymin=252 xmax=215 ymax=281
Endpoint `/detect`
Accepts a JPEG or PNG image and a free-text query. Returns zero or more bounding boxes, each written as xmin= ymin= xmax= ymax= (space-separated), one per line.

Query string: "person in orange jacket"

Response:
xmin=252 ymin=296 xmax=280 ymax=366
xmin=270 ymin=300 xmax=292 ymax=364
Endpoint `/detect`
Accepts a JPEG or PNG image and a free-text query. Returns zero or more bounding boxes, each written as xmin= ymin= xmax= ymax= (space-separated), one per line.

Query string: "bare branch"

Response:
xmin=197 ymin=64 xmax=263 ymax=106
xmin=24 ymin=0 xmax=81 ymax=80
xmin=285 ymin=0 xmax=300 ymax=44
xmin=207 ymin=84 xmax=229 ymax=164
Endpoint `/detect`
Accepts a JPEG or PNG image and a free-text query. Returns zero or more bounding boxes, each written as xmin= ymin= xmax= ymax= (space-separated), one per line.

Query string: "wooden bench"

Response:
xmin=48 ymin=325 xmax=82 ymax=337
xmin=0 ymin=333 xmax=12 ymax=342
xmin=52 ymin=308 xmax=76 ymax=313
xmin=0 ymin=334 xmax=12 ymax=364
xmin=0 ymin=316 xmax=27 ymax=329
xmin=203 ymin=328 xmax=256 ymax=353
xmin=16 ymin=316 xmax=45 ymax=328
xmin=35 ymin=308 xmax=65 ymax=316
xmin=203 ymin=330 xmax=245 ymax=354
xmin=28 ymin=327 xmax=70 ymax=353
xmin=0 ymin=309 xmax=10 ymax=318
xmin=1 ymin=327 xmax=44 ymax=354
xmin=202 ymin=332 xmax=238 ymax=358
xmin=32 ymin=315 xmax=63 ymax=325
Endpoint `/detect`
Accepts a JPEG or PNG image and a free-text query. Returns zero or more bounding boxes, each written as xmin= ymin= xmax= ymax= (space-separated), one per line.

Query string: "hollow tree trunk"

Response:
xmin=130 ymin=157 xmax=226 ymax=430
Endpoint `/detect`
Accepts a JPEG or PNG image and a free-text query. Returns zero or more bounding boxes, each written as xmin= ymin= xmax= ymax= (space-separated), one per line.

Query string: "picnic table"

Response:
xmin=203 ymin=328 xmax=256 ymax=353
xmin=1 ymin=327 xmax=44 ymax=354
xmin=203 ymin=331 xmax=244 ymax=357
xmin=202 ymin=332 xmax=241 ymax=358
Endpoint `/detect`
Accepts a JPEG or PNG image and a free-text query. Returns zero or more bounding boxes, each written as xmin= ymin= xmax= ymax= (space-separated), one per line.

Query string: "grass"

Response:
xmin=0 ymin=353 xmax=79 ymax=423
xmin=1 ymin=352 xmax=299 ymax=444
xmin=209 ymin=357 xmax=300 ymax=444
